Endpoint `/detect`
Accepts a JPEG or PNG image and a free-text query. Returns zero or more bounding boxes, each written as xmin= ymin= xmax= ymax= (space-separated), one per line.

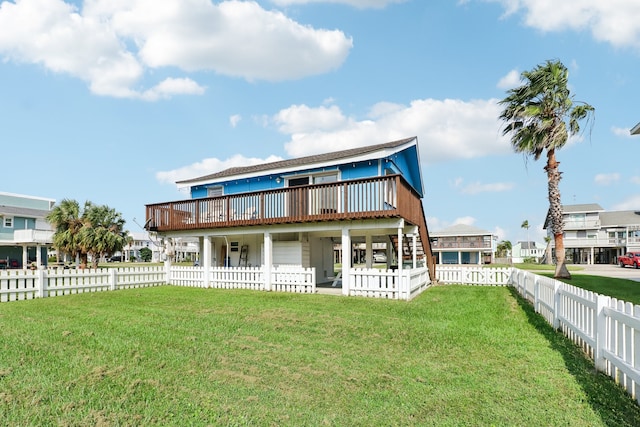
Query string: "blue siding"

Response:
xmin=188 ymin=145 xmax=423 ymax=198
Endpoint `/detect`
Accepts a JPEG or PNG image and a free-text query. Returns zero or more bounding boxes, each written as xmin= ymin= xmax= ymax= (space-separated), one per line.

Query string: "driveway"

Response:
xmin=571 ymin=264 xmax=640 ymax=282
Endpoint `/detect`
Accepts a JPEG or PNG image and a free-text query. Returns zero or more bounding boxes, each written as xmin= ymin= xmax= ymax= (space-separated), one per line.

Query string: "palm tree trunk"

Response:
xmin=546 ymin=149 xmax=571 ymax=279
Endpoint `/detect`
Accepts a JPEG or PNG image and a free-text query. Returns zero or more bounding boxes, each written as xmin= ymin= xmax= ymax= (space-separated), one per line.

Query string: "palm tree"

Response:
xmin=46 ymin=199 xmax=84 ymax=265
xmin=499 ymin=59 xmax=594 ymax=279
xmin=47 ymin=199 xmax=128 ymax=268
xmin=496 ymin=240 xmax=512 ymax=259
xmin=521 ymin=220 xmax=530 ymax=257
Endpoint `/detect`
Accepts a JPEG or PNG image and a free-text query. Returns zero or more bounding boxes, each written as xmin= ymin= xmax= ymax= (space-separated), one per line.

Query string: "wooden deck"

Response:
xmin=146 ymin=175 xmax=416 ymax=232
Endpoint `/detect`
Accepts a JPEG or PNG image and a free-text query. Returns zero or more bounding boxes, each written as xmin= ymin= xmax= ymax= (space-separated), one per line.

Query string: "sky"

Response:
xmin=1 ymin=0 xmax=639 ymax=245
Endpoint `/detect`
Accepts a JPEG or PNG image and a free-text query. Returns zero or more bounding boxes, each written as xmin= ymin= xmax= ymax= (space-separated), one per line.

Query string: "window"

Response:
xmin=207 ymin=186 xmax=223 ymax=197
xmin=3 ymin=217 xmax=13 ymax=228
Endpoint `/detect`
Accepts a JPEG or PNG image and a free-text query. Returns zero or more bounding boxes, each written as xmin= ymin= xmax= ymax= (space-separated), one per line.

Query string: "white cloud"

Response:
xmin=612 ymin=195 xmax=640 ymax=211
xmin=493 ymin=226 xmax=506 ymax=241
xmin=631 ymin=176 xmax=640 ymax=185
xmin=229 ymin=114 xmax=242 ymax=128
xmin=453 ymin=216 xmax=476 ymax=226
xmin=156 ymin=153 xmax=284 ymax=185
xmin=274 ymin=98 xmax=511 ymax=163
xmin=594 ymin=173 xmax=621 ymax=186
xmin=497 ymin=69 xmax=520 ymax=89
xmin=271 ymin=0 xmax=406 ymax=8
xmin=488 ymin=0 xmax=640 ymax=49
xmin=612 ymin=126 xmax=636 ymax=137
xmin=0 ymin=0 xmax=352 ymax=99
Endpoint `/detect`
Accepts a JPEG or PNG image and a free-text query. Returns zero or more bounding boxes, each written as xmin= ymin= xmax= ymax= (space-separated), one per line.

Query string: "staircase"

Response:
xmin=389 ymin=234 xmax=425 ymax=264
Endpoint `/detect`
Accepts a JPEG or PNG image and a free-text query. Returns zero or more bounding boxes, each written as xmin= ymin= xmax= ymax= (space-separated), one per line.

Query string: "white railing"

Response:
xmin=13 ymin=229 xmax=54 ymax=244
xmin=509 ymin=268 xmax=640 ymax=405
xmin=348 ymin=266 xmax=431 ymax=300
xmin=436 ymin=265 xmax=511 ymax=285
xmin=0 ymin=267 xmax=166 ymax=302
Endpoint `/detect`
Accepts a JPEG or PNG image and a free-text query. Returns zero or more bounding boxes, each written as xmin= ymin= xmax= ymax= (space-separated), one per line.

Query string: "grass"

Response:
xmin=1 ymin=286 xmax=640 ymax=426
xmin=538 ymin=273 xmax=640 ymax=305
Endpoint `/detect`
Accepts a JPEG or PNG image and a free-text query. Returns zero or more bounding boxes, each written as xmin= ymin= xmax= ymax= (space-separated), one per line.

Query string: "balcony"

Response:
xmin=146 ymin=175 xmax=425 ymax=233
xmin=13 ymin=229 xmax=54 ymax=244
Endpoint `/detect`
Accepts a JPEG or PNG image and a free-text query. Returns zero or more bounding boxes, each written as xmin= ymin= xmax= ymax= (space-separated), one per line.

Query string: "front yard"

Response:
xmin=1 ymin=285 xmax=639 ymax=425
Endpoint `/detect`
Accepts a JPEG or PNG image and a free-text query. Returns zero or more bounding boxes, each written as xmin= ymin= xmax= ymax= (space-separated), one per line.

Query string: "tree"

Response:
xmin=139 ymin=247 xmax=152 ymax=262
xmin=496 ymin=240 xmax=512 ymax=258
xmin=521 ymin=220 xmax=530 ymax=256
xmin=499 ymin=59 xmax=594 ymax=279
xmin=46 ymin=199 xmax=84 ymax=265
xmin=47 ymin=199 xmax=129 ymax=268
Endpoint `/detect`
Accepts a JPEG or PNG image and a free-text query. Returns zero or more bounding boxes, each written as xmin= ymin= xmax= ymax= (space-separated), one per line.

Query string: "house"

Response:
xmin=145 ymin=137 xmax=436 ymax=294
xmin=545 ymin=203 xmax=640 ymax=264
xmin=511 ymin=241 xmax=546 ymax=263
xmin=630 ymin=122 xmax=640 ymax=135
xmin=430 ymin=224 xmax=497 ymax=264
xmin=0 ymin=191 xmax=55 ymax=269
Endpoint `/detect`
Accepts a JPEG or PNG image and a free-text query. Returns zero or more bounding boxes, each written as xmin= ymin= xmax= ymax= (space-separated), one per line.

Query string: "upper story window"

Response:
xmin=3 ymin=217 xmax=13 ymax=228
xmin=207 ymin=186 xmax=223 ymax=197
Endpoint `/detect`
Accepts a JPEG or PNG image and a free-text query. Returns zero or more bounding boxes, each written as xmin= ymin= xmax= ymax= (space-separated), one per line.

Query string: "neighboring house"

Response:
xmin=145 ymin=137 xmax=436 ymax=292
xmin=630 ymin=122 xmax=640 ymax=135
xmin=545 ymin=203 xmax=640 ymax=264
xmin=429 ymin=224 xmax=497 ymax=265
xmin=0 ymin=192 xmax=55 ymax=269
xmin=121 ymin=231 xmax=164 ymax=262
xmin=512 ymin=241 xmax=546 ymax=263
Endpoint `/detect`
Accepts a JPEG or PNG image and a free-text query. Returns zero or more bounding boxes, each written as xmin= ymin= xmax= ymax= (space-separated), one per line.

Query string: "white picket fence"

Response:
xmin=349 ymin=266 xmax=431 ymax=300
xmin=170 ymin=265 xmax=316 ymax=294
xmin=0 ymin=267 xmax=165 ymax=302
xmin=509 ymin=268 xmax=640 ymax=405
xmin=436 ymin=265 xmax=511 ymax=285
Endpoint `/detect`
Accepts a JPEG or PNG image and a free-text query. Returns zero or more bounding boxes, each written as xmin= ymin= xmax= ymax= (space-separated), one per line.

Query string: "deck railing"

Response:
xmin=146 ymin=175 xmax=410 ymax=232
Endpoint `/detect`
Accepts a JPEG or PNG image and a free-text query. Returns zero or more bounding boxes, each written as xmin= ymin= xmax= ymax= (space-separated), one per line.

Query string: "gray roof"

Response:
xmin=431 ymin=223 xmax=493 ymax=237
xmin=0 ymin=205 xmax=50 ymax=219
xmin=631 ymin=122 xmax=640 ymax=135
xmin=562 ymin=203 xmax=604 ymax=213
xmin=600 ymin=211 xmax=640 ymax=227
xmin=177 ymin=136 xmax=417 ymax=184
xmin=518 ymin=241 xmax=541 ymax=249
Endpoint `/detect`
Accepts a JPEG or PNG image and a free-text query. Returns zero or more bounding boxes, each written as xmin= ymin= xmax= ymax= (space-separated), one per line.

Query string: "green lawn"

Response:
xmin=538 ymin=273 xmax=640 ymax=305
xmin=1 ymin=286 xmax=639 ymax=426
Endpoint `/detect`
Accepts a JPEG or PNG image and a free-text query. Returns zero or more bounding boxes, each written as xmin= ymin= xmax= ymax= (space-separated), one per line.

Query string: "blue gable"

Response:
xmin=184 ymin=137 xmax=424 ymax=199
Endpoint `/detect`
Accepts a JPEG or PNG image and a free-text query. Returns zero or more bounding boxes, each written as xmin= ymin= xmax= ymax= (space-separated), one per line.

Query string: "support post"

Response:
xmin=595 ymin=294 xmax=610 ymax=372
xmin=264 ymin=231 xmax=272 ymax=291
xmin=203 ymin=236 xmax=212 ymax=288
xmin=341 ymin=228 xmax=351 ymax=296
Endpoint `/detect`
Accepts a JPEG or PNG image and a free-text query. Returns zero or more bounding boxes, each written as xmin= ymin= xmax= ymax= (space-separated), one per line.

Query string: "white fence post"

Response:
xmin=553 ymin=281 xmax=561 ymax=330
xmin=36 ymin=269 xmax=46 ymax=298
xmin=109 ymin=269 xmax=117 ymax=291
xmin=594 ymin=294 xmax=610 ymax=372
xmin=534 ymin=276 xmax=540 ymax=313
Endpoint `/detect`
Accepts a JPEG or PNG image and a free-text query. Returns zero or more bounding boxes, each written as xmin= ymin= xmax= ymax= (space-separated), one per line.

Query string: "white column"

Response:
xmin=412 ymin=234 xmax=417 ymax=268
xmin=365 ymin=234 xmax=373 ymax=268
xmin=457 ymin=251 xmax=462 ymax=265
xmin=264 ymin=231 xmax=272 ymax=291
xmin=36 ymin=245 xmax=42 ymax=269
xmin=22 ymin=245 xmax=28 ymax=269
xmin=341 ymin=228 xmax=351 ymax=296
xmin=203 ymin=236 xmax=212 ymax=288
xmin=397 ymin=226 xmax=403 ymax=275
xmin=590 ymin=247 xmax=595 ymax=265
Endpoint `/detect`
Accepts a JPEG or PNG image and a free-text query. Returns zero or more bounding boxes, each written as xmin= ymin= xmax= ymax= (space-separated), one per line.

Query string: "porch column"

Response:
xmin=264 ymin=231 xmax=272 ymax=291
xmin=22 ymin=245 xmax=28 ymax=269
xmin=457 ymin=251 xmax=462 ymax=265
xmin=365 ymin=234 xmax=373 ymax=268
xmin=397 ymin=226 xmax=403 ymax=275
xmin=36 ymin=245 xmax=42 ymax=269
xmin=203 ymin=236 xmax=212 ymax=288
xmin=412 ymin=233 xmax=417 ymax=268
xmin=341 ymin=228 xmax=351 ymax=296
xmin=590 ymin=247 xmax=594 ymax=265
